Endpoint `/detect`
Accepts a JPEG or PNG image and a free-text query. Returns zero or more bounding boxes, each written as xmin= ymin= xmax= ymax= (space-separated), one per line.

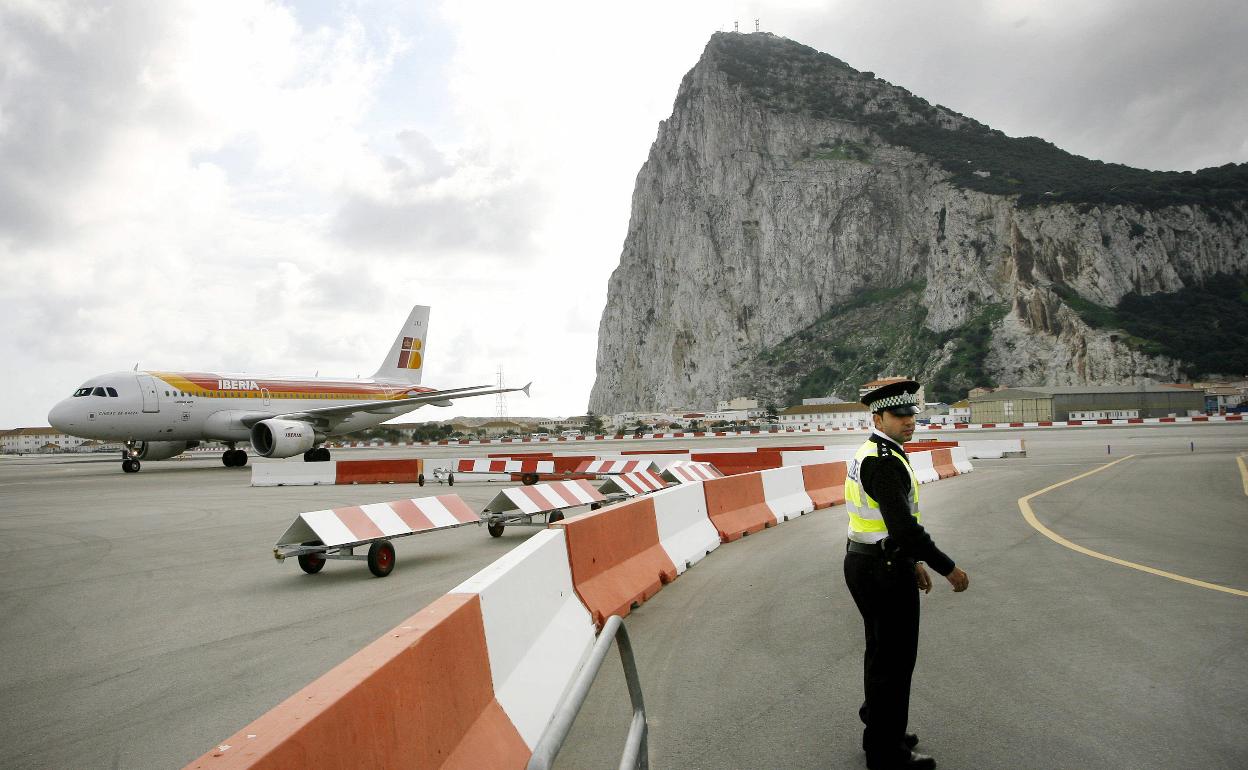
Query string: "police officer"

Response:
xmin=844 ymin=380 xmax=969 ymax=770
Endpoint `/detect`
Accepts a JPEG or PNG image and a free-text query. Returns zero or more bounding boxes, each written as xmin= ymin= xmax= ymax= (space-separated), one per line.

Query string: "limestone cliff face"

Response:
xmin=588 ymin=33 xmax=1248 ymax=412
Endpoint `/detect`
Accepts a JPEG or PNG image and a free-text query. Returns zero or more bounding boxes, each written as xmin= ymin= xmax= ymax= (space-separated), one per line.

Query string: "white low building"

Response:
xmin=1 ymin=427 xmax=93 ymax=454
xmin=779 ymin=402 xmax=870 ymax=429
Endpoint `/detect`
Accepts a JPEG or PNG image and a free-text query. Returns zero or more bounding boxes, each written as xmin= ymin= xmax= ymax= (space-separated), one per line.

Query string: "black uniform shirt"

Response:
xmin=859 ymin=432 xmax=956 ymax=576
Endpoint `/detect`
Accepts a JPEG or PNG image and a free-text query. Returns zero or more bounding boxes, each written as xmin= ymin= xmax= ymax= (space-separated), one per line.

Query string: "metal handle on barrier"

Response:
xmin=526 ymin=615 xmax=649 ymax=770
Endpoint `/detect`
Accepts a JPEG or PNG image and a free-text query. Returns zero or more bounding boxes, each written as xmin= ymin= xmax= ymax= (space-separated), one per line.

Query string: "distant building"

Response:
xmin=716 ymin=397 xmax=759 ymax=411
xmin=779 ymin=402 xmax=870 ymax=429
xmin=802 ymin=395 xmax=847 ymax=405
xmin=968 ymin=385 xmax=1205 ymax=423
xmin=0 ymin=427 xmax=94 ymax=454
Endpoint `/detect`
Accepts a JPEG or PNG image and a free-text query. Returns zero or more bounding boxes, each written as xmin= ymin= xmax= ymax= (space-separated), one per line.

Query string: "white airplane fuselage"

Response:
xmin=48 ymin=371 xmax=434 ymax=444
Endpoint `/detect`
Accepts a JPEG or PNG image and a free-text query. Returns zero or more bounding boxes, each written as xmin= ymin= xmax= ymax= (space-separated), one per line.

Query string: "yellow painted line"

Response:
xmin=1238 ymin=454 xmax=1248 ymax=497
xmin=1018 ymin=454 xmax=1248 ymax=598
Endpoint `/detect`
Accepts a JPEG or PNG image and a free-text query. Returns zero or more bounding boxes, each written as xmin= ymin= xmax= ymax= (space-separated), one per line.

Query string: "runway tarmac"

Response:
xmin=1 ymin=425 xmax=1245 ymax=769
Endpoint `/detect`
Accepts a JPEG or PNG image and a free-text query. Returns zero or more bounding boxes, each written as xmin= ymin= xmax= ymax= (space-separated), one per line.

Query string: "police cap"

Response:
xmin=861 ymin=379 xmax=921 ymax=416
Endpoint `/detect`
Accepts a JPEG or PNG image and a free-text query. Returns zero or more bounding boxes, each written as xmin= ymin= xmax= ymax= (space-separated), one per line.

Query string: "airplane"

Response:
xmin=47 ymin=305 xmax=530 ymax=473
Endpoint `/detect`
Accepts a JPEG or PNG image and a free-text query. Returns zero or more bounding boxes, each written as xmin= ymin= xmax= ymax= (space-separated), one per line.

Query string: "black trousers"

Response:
xmin=844 ymin=550 xmax=920 ymax=759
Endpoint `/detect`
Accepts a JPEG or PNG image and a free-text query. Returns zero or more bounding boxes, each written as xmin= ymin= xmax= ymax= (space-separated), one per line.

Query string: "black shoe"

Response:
xmin=866 ymin=750 xmax=935 ymax=770
xmin=862 ymin=733 xmax=919 ymax=752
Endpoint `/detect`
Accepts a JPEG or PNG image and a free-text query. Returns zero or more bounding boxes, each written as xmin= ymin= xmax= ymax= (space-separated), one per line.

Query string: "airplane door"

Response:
xmin=261 ymin=387 xmax=270 ymax=406
xmin=137 ymin=375 xmax=161 ymax=413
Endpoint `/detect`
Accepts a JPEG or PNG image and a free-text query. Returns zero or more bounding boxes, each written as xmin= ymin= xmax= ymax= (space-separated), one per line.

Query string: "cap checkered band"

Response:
xmin=869 ymin=392 xmax=918 ymax=410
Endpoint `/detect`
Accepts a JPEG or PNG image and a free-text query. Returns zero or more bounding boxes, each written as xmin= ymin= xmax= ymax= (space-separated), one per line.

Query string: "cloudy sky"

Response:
xmin=2 ymin=0 xmax=1245 ymax=428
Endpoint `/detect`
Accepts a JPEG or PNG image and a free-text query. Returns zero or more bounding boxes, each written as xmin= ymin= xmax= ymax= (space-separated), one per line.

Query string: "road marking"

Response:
xmin=1018 ymin=455 xmax=1248 ymax=598
xmin=1238 ymin=455 xmax=1248 ymax=497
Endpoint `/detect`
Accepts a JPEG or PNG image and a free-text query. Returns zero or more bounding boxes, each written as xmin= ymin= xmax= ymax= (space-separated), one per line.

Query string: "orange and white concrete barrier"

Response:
xmin=554 ymin=496 xmax=679 ymax=627
xmin=801 ymin=461 xmax=848 ymax=508
xmin=575 ymin=459 xmax=660 ymax=475
xmin=700 ymin=471 xmax=776 ymax=542
xmin=251 ymin=459 xmax=425 ymax=487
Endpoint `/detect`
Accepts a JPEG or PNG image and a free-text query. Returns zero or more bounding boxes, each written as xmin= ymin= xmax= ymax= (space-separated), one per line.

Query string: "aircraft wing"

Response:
xmin=271 ymin=382 xmax=532 ymax=432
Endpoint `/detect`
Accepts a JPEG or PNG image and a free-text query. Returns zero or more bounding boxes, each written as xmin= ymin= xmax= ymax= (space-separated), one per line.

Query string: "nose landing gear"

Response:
xmin=121 ymin=442 xmax=141 ymax=473
xmin=222 ymin=449 xmax=249 ymax=468
xmin=302 ymin=447 xmax=332 ymax=462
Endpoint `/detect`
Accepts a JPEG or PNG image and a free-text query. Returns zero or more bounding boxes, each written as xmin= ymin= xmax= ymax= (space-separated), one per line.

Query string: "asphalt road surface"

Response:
xmin=1 ymin=425 xmax=1245 ymax=769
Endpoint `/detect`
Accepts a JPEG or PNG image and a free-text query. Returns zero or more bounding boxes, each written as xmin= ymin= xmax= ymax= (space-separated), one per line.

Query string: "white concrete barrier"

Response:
xmin=449 ymin=528 xmax=597 ymax=750
xmin=649 ymin=481 xmax=720 ymax=574
xmin=759 ymin=465 xmax=815 ymax=521
xmin=908 ymin=451 xmax=940 ymax=484
xmin=251 ymin=461 xmax=338 ymax=487
xmin=951 ymin=446 xmax=974 ymax=473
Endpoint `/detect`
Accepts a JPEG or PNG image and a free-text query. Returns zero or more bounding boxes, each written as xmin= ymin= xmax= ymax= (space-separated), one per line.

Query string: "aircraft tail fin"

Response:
xmin=372 ymin=305 xmax=431 ymax=384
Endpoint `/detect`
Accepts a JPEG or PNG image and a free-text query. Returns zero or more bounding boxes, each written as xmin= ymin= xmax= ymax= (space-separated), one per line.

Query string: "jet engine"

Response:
xmin=135 ymin=440 xmax=200 ymax=461
xmin=251 ymin=419 xmax=319 ymax=458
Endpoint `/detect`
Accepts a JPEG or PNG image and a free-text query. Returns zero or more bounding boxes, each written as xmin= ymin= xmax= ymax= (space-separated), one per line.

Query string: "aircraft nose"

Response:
xmin=48 ymin=400 xmax=74 ymax=431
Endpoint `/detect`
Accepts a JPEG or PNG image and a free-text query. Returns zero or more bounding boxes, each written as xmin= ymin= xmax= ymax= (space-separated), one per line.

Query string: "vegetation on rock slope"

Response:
xmin=706 ymin=33 xmax=1248 ymax=212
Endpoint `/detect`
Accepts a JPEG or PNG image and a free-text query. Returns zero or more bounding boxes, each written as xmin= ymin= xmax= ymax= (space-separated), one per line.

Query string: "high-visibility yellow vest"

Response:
xmin=845 ymin=437 xmax=920 ymax=544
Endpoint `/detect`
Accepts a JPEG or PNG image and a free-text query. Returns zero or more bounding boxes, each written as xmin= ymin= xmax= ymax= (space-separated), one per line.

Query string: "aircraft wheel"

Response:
xmin=447 ymin=473 xmax=454 ymax=486
xmin=418 ymin=473 xmax=425 ymax=486
xmin=122 ymin=459 xmax=140 ymax=473
xmin=487 ymin=521 xmax=505 ymax=538
xmin=367 ymin=541 xmax=396 ymax=578
xmin=548 ymin=511 xmax=564 ymax=523
xmin=316 ymin=447 xmax=331 ymax=462
xmin=222 ymin=451 xmax=234 ymax=467
xmin=236 ymin=452 xmax=248 ymax=467
xmin=302 ymin=449 xmax=316 ymax=462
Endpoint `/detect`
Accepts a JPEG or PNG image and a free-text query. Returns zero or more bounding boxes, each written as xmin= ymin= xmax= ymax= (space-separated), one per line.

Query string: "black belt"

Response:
xmin=846 ymin=539 xmax=884 ymax=556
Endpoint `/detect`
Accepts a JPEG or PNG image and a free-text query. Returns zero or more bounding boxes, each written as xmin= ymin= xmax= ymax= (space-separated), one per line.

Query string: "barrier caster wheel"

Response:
xmin=368 ymin=541 xmax=396 ymax=577
xmin=487 ymin=522 xmax=505 ymax=538
xmin=122 ymin=459 xmax=140 ymax=473
xmin=589 ymin=502 xmax=601 ymax=511
xmin=298 ymin=552 xmax=326 ymax=574
xmin=548 ymin=511 xmax=564 ymax=523
xmin=418 ymin=473 xmax=425 ymax=486
xmin=522 ymin=473 xmax=538 ymax=485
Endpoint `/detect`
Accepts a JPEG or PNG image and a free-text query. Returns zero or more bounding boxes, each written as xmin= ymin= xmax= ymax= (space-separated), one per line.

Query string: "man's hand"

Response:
xmin=915 ymin=562 xmax=932 ymax=594
xmin=945 ymin=566 xmax=969 ymax=592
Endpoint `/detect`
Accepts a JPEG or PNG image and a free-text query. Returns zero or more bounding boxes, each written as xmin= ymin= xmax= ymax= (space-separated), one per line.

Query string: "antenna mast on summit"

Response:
xmin=495 ymin=366 xmax=507 ymax=421
xmin=734 ymin=20 xmax=738 ymax=33
xmin=755 ymin=19 xmax=760 ymax=32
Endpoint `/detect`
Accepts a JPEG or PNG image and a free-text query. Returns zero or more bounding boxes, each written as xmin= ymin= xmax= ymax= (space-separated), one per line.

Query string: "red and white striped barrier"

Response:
xmin=251 ymin=459 xmax=425 ymax=487
xmin=597 ymin=470 xmax=670 ymax=497
xmin=575 ymin=459 xmax=660 ymax=475
xmin=482 ymin=480 xmax=605 ymax=516
xmin=660 ymin=461 xmax=724 ymax=484
xmin=455 ymin=458 xmax=555 ymax=475
xmin=274 ymin=494 xmax=477 ymax=550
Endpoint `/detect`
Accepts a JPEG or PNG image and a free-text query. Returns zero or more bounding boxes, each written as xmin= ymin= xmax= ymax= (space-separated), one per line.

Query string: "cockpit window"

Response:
xmin=106 ymin=387 xmax=118 ymax=397
xmin=92 ymin=387 xmax=107 ymax=397
xmin=73 ymin=388 xmax=91 ymax=397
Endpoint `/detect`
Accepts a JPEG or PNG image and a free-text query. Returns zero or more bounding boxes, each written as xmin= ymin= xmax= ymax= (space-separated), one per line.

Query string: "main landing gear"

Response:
xmin=222 ymin=448 xmax=249 ymax=468
xmin=303 ymin=447 xmax=331 ymax=462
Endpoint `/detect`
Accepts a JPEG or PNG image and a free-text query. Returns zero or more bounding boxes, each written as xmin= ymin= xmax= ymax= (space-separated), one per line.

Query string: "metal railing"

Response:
xmin=526 ymin=615 xmax=649 ymax=770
